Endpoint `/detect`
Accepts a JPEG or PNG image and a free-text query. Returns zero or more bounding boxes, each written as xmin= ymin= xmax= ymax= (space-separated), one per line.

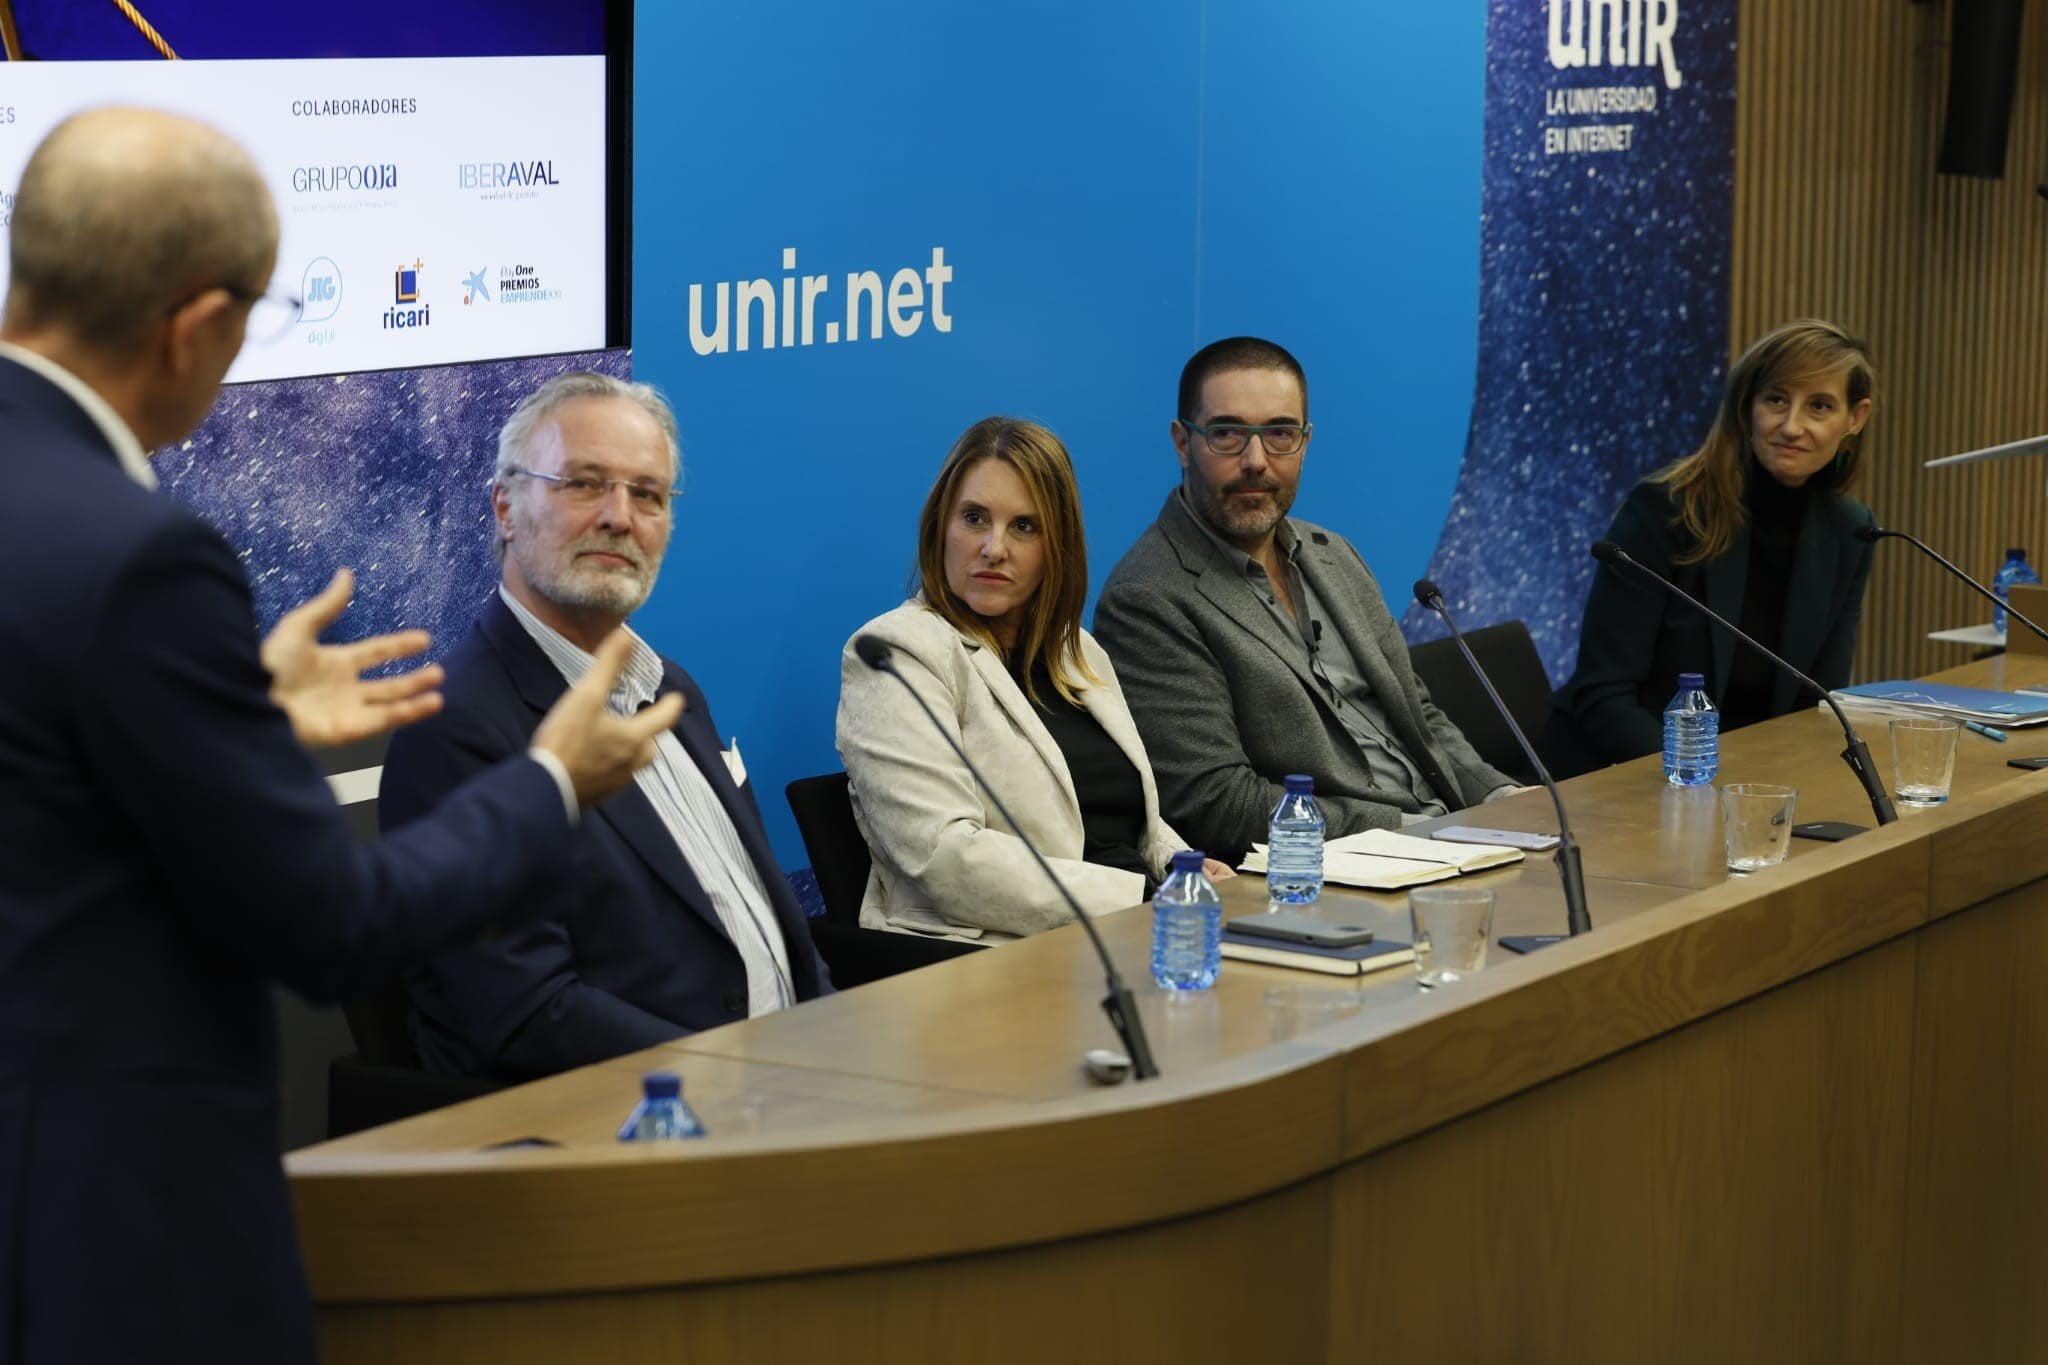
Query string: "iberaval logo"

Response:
xmin=457 ymin=159 xmax=560 ymax=202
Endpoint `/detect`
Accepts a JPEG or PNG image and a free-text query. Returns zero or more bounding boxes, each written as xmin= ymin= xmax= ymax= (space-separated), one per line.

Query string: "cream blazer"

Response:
xmin=836 ymin=600 xmax=1188 ymax=942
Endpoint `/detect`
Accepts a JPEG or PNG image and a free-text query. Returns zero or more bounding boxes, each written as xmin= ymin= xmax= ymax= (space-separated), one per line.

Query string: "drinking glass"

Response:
xmin=1721 ymin=783 xmax=1797 ymax=871
xmin=1408 ymin=885 xmax=1495 ymax=989
xmin=1890 ymin=717 xmax=1960 ymax=808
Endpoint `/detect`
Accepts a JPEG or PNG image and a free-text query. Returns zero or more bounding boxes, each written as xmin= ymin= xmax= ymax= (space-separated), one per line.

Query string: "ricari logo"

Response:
xmin=1548 ymin=0 xmax=1684 ymax=90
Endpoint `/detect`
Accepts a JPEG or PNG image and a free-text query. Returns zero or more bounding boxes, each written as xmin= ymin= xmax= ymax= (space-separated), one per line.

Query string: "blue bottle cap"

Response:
xmin=1678 ymin=671 xmax=1705 ymax=689
xmin=2009 ymin=548 xmax=2028 ymax=559
xmin=1171 ymin=849 xmax=1205 ymax=873
xmin=642 ymin=1071 xmax=681 ymax=1099
xmin=1283 ymin=773 xmax=1314 ymax=794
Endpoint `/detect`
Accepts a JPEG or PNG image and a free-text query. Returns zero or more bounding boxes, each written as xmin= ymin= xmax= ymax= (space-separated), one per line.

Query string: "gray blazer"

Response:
xmin=1094 ymin=493 xmax=1511 ymax=862
xmin=836 ymin=600 xmax=1187 ymax=942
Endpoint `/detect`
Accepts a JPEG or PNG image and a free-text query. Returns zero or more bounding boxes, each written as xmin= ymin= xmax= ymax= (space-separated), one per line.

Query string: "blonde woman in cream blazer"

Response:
xmin=835 ymin=417 xmax=1229 ymax=943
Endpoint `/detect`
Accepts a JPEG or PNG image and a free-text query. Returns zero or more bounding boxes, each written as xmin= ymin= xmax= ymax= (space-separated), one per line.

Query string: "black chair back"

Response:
xmin=784 ymin=771 xmax=983 ymax=987
xmin=1407 ymin=620 xmax=1551 ymax=787
xmin=785 ymin=772 xmax=872 ymax=926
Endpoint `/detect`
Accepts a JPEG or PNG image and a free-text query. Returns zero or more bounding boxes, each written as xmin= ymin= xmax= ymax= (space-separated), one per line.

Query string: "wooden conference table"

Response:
xmin=291 ymin=656 xmax=2048 ymax=1363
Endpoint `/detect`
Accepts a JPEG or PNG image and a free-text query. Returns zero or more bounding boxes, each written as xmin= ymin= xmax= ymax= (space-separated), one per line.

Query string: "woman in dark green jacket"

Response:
xmin=1545 ymin=320 xmax=1878 ymax=777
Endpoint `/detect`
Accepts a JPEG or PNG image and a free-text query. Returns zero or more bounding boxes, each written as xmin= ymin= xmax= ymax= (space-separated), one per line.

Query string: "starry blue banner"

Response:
xmin=157 ymin=350 xmax=632 ymax=656
xmin=1402 ymin=0 xmax=1737 ymax=682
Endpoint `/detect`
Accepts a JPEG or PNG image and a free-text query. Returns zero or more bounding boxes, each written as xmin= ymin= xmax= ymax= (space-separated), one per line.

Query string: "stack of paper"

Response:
xmin=1826 ymin=681 xmax=2048 ymax=727
xmin=1239 ymin=828 xmax=1524 ymax=892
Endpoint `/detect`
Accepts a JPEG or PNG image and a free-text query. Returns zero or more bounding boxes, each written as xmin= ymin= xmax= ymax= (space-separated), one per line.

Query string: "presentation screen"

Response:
xmin=0 ymin=1 xmax=627 ymax=381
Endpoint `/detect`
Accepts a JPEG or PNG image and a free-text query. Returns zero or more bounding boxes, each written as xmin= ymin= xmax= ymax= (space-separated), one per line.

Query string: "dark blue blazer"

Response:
xmin=379 ymin=594 xmax=831 ymax=1082
xmin=0 ymin=355 xmax=575 ymax=1363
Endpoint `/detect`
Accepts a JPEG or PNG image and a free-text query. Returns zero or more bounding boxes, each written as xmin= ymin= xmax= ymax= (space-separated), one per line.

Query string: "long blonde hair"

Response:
xmin=915 ymin=417 xmax=1099 ymax=704
xmin=1658 ymin=319 xmax=1877 ymax=565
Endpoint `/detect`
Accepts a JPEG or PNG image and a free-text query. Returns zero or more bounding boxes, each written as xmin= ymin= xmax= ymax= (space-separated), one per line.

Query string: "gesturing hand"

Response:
xmin=532 ymin=630 xmax=687 ymax=807
xmin=261 ymin=568 xmax=445 ymax=748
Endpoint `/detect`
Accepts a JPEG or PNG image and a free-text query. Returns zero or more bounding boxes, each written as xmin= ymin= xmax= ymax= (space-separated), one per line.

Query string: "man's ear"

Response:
xmin=160 ymin=287 xmax=236 ymax=377
xmin=491 ymin=479 xmax=518 ymax=545
xmin=1170 ymin=418 xmax=1191 ymax=471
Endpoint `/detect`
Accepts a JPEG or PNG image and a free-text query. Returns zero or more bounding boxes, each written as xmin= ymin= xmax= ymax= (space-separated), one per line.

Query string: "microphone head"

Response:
xmin=1853 ymin=524 xmax=1884 ymax=544
xmin=1412 ymin=578 xmax=1445 ymax=608
xmin=1590 ymin=540 xmax=1623 ymax=564
xmin=852 ymin=633 xmax=894 ymax=671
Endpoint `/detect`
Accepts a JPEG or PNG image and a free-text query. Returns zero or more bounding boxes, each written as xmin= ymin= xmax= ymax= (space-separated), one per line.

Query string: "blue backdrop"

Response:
xmin=107 ymin=0 xmax=1735 ymax=876
xmin=630 ymin=0 xmax=1486 ymax=867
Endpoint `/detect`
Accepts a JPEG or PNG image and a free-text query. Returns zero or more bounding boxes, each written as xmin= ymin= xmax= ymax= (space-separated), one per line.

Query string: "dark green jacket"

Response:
xmin=1543 ymin=477 xmax=1875 ymax=777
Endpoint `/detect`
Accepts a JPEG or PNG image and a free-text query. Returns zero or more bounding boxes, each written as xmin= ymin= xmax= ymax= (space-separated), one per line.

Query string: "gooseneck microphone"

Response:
xmin=1854 ymin=524 xmax=2048 ymax=644
xmin=1591 ymin=541 xmax=1897 ymax=827
xmin=1413 ymin=581 xmax=1591 ymax=945
xmin=851 ymin=633 xmax=1159 ymax=1081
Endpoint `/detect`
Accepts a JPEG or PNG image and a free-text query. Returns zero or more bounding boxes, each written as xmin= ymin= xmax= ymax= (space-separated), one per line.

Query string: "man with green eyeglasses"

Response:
xmin=1095 ymin=336 xmax=1518 ymax=864
xmin=378 ymin=372 xmax=831 ymax=1081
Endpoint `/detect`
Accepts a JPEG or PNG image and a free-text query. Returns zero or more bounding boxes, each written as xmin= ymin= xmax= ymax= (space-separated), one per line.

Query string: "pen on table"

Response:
xmin=1964 ymin=719 xmax=2007 ymax=742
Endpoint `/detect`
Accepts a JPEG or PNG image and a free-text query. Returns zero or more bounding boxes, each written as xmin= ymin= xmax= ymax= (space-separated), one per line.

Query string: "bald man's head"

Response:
xmin=5 ymin=108 xmax=279 ymax=358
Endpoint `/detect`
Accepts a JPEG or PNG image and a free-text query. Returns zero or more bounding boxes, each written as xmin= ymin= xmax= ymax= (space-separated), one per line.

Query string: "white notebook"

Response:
xmin=1239 ymin=828 xmax=1523 ymax=891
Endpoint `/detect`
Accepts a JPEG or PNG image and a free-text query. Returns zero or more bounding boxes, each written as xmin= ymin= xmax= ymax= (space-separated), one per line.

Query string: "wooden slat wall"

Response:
xmin=1731 ymin=0 xmax=2048 ymax=680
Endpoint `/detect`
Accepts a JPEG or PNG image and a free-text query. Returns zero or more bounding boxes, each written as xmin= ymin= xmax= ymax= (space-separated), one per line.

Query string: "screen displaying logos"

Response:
xmin=0 ymin=57 xmax=606 ymax=382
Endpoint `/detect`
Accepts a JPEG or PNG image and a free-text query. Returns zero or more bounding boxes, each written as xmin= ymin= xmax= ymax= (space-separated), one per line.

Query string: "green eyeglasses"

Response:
xmin=1180 ymin=420 xmax=1312 ymax=458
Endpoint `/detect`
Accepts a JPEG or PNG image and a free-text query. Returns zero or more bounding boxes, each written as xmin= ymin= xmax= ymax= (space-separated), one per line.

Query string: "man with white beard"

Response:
xmin=379 ymin=372 xmax=832 ymax=1081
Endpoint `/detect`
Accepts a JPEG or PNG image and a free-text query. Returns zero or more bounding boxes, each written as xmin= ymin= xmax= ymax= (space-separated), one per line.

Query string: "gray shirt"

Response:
xmin=1177 ymin=491 xmax=1448 ymax=820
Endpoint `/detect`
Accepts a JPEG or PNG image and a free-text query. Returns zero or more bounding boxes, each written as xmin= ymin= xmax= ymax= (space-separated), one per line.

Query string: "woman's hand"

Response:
xmin=1202 ymin=857 xmax=1237 ymax=881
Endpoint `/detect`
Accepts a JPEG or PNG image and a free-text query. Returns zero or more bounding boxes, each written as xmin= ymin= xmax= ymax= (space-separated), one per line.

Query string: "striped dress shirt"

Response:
xmin=500 ymin=588 xmax=793 ymax=1016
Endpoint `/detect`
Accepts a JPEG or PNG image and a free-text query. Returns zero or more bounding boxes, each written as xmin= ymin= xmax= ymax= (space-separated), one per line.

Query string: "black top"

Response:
xmin=1011 ymin=649 xmax=1151 ymax=886
xmin=1723 ymin=459 xmax=1816 ymax=729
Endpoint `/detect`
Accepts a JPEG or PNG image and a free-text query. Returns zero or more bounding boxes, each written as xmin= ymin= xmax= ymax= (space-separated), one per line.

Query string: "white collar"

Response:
xmin=498 ymin=585 xmax=665 ymax=712
xmin=0 ymin=340 xmax=156 ymax=490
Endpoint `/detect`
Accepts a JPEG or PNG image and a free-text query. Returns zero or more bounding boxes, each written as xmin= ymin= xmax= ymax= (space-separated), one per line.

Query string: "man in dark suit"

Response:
xmin=0 ymin=109 xmax=680 ymax=1364
xmin=379 ymin=374 xmax=831 ymax=1082
xmin=1095 ymin=336 xmax=1519 ymax=863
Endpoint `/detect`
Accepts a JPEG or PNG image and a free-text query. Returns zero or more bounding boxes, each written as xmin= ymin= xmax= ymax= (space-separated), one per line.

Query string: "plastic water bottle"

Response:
xmin=1151 ymin=850 xmax=1222 ymax=991
xmin=617 ymin=1071 xmax=706 ymax=1141
xmin=1266 ymin=774 xmax=1326 ymax=905
xmin=1662 ymin=672 xmax=1719 ymax=786
xmin=1992 ymin=548 xmax=2039 ymax=635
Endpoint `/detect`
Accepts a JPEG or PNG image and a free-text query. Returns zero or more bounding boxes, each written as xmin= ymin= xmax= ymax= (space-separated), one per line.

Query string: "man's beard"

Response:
xmin=517 ymin=532 xmax=658 ymax=616
xmin=1192 ymin=472 xmax=1291 ymax=545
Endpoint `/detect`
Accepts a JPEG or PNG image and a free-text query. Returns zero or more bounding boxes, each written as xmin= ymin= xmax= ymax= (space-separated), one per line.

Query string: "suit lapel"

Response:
xmin=1294 ymin=535 xmax=1406 ymax=711
xmin=1075 ymin=671 xmax=1161 ymax=819
xmin=654 ymin=657 xmax=814 ymax=963
xmin=1701 ymin=524 xmax=1750 ymax=696
xmin=1160 ymin=498 xmax=1326 ymax=703
xmin=1774 ymin=497 xmax=1842 ymax=710
xmin=478 ymin=599 xmax=725 ymax=934
xmin=1293 ymin=535 xmax=1457 ymax=801
xmin=965 ymin=642 xmax=1079 ymax=810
